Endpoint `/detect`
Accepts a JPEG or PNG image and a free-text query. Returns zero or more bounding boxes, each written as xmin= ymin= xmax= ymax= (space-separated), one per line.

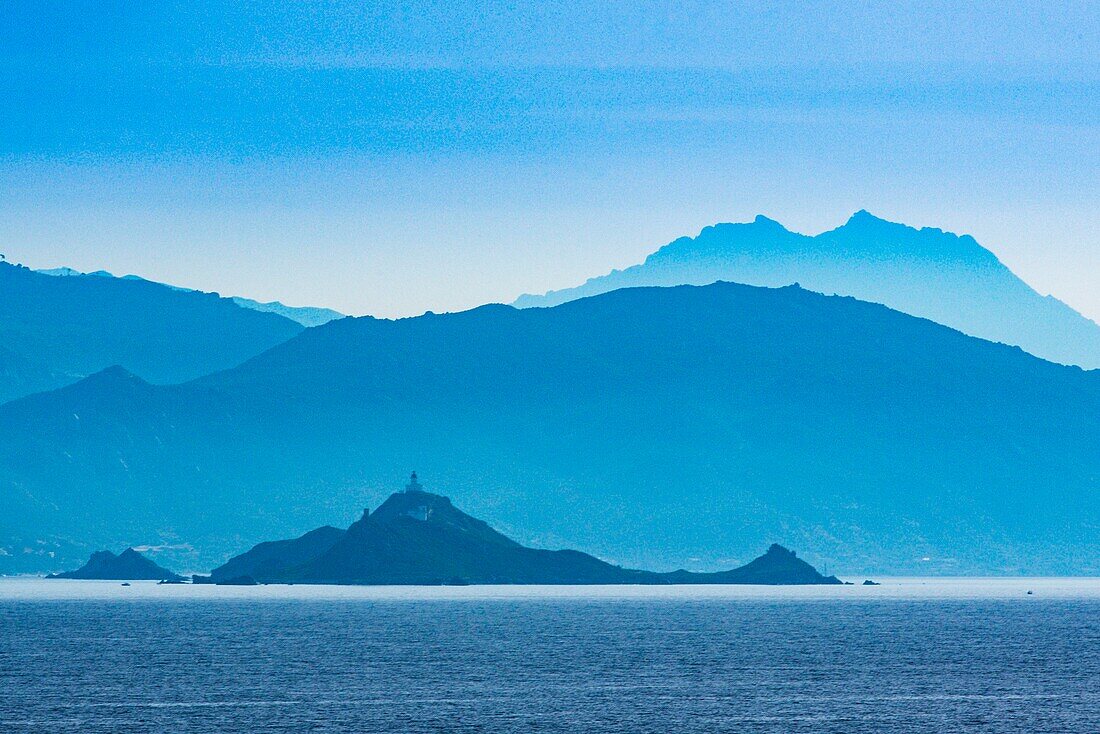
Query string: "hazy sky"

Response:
xmin=1 ymin=1 xmax=1097 ymax=319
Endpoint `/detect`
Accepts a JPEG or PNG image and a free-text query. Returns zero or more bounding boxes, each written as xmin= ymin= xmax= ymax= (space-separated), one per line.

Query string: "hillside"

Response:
xmin=1 ymin=282 xmax=1098 ymax=575
xmin=515 ymin=212 xmax=1100 ymax=369
xmin=0 ymin=262 xmax=303 ymax=403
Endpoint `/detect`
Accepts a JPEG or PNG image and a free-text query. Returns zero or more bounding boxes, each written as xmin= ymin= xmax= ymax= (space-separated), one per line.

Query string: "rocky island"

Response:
xmin=46 ymin=548 xmax=185 ymax=582
xmin=197 ymin=475 xmax=842 ymax=586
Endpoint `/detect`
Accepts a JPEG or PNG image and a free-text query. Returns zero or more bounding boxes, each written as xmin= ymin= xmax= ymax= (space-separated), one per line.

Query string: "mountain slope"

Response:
xmin=1 ymin=282 xmax=1098 ymax=575
xmin=0 ymin=262 xmax=304 ymax=403
xmin=515 ymin=212 xmax=1100 ymax=369
xmin=207 ymin=525 xmax=346 ymax=583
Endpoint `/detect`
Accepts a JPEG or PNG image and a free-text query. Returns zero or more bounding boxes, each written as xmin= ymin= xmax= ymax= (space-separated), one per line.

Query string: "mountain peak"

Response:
xmin=86 ymin=365 xmax=146 ymax=385
xmin=46 ymin=547 xmax=183 ymax=581
xmin=369 ymin=489 xmax=456 ymax=523
xmin=515 ymin=211 xmax=1100 ymax=368
xmin=359 ymin=489 xmax=522 ymax=549
xmin=639 ymin=215 xmax=799 ymax=268
xmin=725 ymin=214 xmax=790 ymax=234
xmin=847 ymin=208 xmax=879 ymax=222
xmin=841 ymin=209 xmax=904 ymax=231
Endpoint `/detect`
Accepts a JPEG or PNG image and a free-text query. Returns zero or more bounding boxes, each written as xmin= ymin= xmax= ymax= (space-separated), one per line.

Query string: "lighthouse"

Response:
xmin=405 ymin=471 xmax=424 ymax=493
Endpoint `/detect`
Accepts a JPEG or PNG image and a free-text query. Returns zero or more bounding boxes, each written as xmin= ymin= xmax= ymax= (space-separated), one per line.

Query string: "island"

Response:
xmin=195 ymin=475 xmax=842 ymax=586
xmin=46 ymin=548 xmax=185 ymax=582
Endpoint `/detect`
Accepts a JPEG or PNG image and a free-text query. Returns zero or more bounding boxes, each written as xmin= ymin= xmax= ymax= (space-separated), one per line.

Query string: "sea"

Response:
xmin=2 ymin=578 xmax=1099 ymax=733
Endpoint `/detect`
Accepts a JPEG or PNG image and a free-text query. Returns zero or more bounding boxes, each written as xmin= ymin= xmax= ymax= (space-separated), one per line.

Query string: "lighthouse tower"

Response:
xmin=405 ymin=471 xmax=424 ymax=493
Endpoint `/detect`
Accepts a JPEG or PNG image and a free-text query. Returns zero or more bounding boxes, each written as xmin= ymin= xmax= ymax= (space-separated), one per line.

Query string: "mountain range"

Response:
xmin=515 ymin=212 xmax=1100 ymax=369
xmin=0 ymin=262 xmax=306 ymax=404
xmin=5 ymin=281 xmax=1098 ymax=576
xmin=35 ymin=266 xmax=344 ymax=328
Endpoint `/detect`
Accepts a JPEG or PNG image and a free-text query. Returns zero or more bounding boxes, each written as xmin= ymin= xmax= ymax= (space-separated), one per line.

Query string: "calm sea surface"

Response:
xmin=2 ymin=578 xmax=1099 ymax=733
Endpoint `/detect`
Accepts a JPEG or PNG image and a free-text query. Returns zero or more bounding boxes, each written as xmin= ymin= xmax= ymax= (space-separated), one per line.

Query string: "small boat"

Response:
xmin=120 ymin=582 xmax=131 ymax=587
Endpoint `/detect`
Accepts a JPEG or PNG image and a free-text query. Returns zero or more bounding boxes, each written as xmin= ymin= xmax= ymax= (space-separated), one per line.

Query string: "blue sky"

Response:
xmin=1 ymin=1 xmax=1097 ymax=318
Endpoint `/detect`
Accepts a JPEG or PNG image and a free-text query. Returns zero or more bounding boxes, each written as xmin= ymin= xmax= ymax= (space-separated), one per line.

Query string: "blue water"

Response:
xmin=2 ymin=579 xmax=1099 ymax=733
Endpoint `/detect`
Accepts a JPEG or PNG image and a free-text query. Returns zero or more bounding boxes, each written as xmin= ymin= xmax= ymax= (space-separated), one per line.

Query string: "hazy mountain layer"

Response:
xmin=228 ymin=297 xmax=343 ymax=328
xmin=34 ymin=265 xmax=343 ymax=328
xmin=0 ymin=262 xmax=303 ymax=403
xmin=2 ymin=282 xmax=1098 ymax=575
xmin=515 ymin=212 xmax=1100 ymax=369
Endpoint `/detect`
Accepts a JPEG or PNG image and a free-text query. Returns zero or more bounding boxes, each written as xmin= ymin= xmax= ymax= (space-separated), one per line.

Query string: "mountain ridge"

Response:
xmin=0 ymin=261 xmax=304 ymax=404
xmin=34 ymin=265 xmax=344 ymax=328
xmin=515 ymin=212 xmax=1100 ymax=369
xmin=2 ymin=281 xmax=1098 ymax=575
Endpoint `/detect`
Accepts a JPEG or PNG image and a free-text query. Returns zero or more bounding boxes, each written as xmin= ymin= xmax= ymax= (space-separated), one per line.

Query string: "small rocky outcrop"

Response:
xmin=46 ymin=548 xmax=184 ymax=581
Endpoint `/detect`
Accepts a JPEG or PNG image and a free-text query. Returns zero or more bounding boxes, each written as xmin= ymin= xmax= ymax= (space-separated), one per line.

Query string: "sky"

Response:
xmin=0 ymin=1 xmax=1097 ymax=319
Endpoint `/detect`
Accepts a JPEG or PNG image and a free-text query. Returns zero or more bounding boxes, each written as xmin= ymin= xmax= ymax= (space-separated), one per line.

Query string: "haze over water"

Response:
xmin=3 ymin=579 xmax=1099 ymax=733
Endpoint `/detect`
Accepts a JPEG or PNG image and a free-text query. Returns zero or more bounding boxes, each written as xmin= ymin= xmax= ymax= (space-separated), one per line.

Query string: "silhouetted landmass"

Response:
xmin=46 ymin=548 xmax=184 ymax=581
xmin=0 ymin=261 xmax=303 ymax=403
xmin=516 ymin=212 xmax=1100 ymax=368
xmin=2 ymin=282 xmax=1099 ymax=575
xmin=209 ymin=525 xmax=345 ymax=583
xmin=210 ymin=490 xmax=841 ymax=585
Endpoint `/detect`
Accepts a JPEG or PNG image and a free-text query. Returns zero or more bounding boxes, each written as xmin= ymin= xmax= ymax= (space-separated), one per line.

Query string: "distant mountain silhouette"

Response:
xmin=46 ymin=547 xmax=183 ymax=581
xmin=0 ymin=262 xmax=303 ymax=403
xmin=204 ymin=488 xmax=840 ymax=585
xmin=1 ymin=282 xmax=1098 ymax=575
xmin=35 ymin=265 xmax=344 ymax=328
xmin=515 ymin=212 xmax=1100 ymax=369
xmin=228 ymin=297 xmax=343 ymax=328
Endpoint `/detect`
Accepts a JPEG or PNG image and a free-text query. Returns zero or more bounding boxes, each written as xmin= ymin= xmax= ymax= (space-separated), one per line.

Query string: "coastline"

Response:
xmin=5 ymin=576 xmax=1100 ymax=602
